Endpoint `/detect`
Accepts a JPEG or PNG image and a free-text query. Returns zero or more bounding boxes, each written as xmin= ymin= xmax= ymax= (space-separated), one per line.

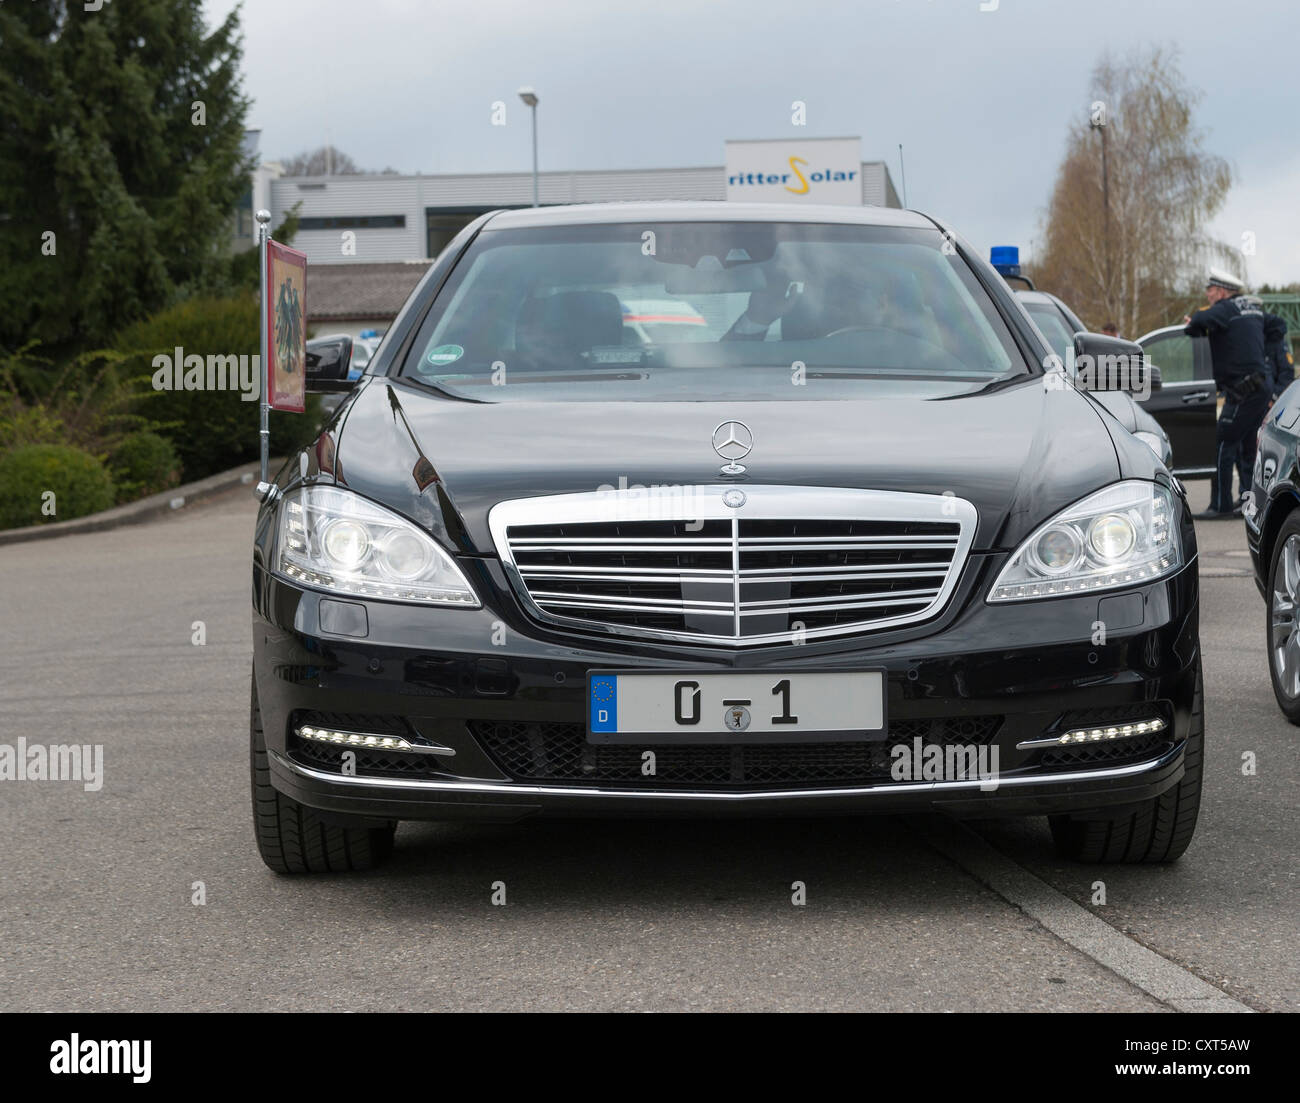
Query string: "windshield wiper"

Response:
xmin=432 ymin=371 xmax=648 ymax=385
xmin=806 ymin=368 xmax=990 ymax=382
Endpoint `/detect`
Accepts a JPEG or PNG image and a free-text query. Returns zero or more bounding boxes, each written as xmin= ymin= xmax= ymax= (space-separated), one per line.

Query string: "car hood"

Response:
xmin=1090 ymin=390 xmax=1138 ymax=432
xmin=331 ymin=377 xmax=1122 ymax=554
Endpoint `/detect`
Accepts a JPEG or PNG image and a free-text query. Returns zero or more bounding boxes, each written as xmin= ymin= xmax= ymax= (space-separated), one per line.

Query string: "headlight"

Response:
xmin=988 ymin=480 xmax=1181 ymax=602
xmin=276 ymin=486 xmax=479 ymax=606
xmin=1133 ymin=430 xmax=1166 ymax=461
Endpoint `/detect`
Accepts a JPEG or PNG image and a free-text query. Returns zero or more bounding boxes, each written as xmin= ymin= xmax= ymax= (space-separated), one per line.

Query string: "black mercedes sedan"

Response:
xmin=1245 ymin=379 xmax=1300 ymax=720
xmin=1013 ymin=288 xmax=1173 ymax=470
xmin=250 ymin=202 xmax=1202 ymax=873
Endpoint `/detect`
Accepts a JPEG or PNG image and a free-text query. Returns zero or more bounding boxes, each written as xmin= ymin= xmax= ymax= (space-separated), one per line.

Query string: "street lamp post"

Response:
xmin=1090 ymin=112 xmax=1110 ymax=295
xmin=518 ymin=87 xmax=539 ymax=207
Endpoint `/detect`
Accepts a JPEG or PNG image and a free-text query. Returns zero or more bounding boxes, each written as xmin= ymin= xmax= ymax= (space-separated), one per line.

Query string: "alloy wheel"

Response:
xmin=1271 ymin=534 xmax=1300 ymax=698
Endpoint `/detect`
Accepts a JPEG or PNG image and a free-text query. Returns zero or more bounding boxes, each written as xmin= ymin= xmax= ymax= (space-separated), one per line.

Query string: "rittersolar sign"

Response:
xmin=724 ymin=137 xmax=863 ymax=205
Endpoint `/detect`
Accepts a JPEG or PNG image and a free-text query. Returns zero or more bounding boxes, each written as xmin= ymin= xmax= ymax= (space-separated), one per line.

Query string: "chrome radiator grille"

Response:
xmin=490 ymin=486 xmax=977 ymax=646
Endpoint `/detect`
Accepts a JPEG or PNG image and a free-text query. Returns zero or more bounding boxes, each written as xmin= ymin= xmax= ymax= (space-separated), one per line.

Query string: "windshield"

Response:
xmin=402 ymin=221 xmax=1028 ymax=401
xmin=1022 ymin=301 xmax=1076 ymax=365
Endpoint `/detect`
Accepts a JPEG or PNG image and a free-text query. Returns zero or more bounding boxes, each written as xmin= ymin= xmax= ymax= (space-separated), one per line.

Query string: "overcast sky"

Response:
xmin=207 ymin=0 xmax=1300 ymax=286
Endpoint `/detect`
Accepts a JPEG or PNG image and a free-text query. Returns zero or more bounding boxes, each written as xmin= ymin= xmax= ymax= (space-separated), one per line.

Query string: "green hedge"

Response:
xmin=108 ymin=431 xmax=181 ymax=504
xmin=115 ymin=297 xmax=323 ymax=481
xmin=0 ymin=444 xmax=115 ymax=529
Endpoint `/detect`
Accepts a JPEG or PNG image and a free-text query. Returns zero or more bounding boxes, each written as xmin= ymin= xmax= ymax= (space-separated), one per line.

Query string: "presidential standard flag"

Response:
xmin=265 ymin=240 xmax=307 ymax=412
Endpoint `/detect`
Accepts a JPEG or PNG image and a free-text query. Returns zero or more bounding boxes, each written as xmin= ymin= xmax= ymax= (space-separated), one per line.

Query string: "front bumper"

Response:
xmin=267 ymin=744 xmax=1190 ymax=822
xmin=252 ymin=557 xmax=1201 ymax=825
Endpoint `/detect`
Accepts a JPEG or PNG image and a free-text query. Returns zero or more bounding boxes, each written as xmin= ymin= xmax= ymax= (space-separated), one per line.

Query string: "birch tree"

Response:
xmin=1032 ymin=48 xmax=1232 ymax=338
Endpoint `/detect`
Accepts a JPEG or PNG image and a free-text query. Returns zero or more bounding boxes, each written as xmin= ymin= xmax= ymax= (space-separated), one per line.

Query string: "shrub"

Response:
xmin=115 ymin=296 xmax=324 ymax=481
xmin=0 ymin=400 xmax=65 ymax=449
xmin=108 ymin=431 xmax=181 ymax=504
xmin=0 ymin=444 xmax=116 ymax=529
xmin=0 ymin=344 xmax=152 ymax=456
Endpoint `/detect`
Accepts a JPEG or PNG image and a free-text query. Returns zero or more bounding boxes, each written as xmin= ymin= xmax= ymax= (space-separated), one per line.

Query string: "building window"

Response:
xmin=299 ymin=215 xmax=406 ymax=230
xmin=427 ymin=212 xmax=477 ymax=259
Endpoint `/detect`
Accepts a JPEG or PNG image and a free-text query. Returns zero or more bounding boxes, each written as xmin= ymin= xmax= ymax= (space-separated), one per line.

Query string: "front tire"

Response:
xmin=250 ymin=674 xmax=395 ymax=873
xmin=1266 ymin=514 xmax=1300 ymax=724
xmin=1048 ymin=659 xmax=1204 ymax=863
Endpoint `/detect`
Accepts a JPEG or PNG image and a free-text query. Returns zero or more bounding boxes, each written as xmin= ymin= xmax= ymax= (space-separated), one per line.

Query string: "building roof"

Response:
xmin=484 ymin=200 xmax=933 ymax=229
xmin=306 ymin=260 xmax=432 ymax=319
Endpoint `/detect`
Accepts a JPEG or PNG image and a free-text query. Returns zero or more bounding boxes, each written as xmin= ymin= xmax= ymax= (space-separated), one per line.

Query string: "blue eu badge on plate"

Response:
xmin=589 ymin=676 xmax=617 ymax=733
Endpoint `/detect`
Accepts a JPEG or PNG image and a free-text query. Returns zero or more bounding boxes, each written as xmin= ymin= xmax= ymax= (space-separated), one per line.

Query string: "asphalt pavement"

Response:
xmin=0 ymin=482 xmax=1293 ymax=1012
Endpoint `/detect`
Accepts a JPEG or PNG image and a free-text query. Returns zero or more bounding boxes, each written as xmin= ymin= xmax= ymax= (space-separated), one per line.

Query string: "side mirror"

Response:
xmin=305 ymin=334 xmax=355 ymax=393
xmin=1072 ymin=332 xmax=1159 ymax=396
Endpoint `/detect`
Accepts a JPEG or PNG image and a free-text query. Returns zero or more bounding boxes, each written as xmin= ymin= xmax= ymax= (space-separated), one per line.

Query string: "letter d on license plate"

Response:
xmin=587 ymin=670 xmax=885 ymax=744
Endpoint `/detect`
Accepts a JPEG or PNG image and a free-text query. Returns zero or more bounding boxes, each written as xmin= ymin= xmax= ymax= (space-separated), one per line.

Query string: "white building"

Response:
xmin=271 ymin=154 xmax=900 ymax=267
xmin=257 ymin=139 xmax=901 ymax=334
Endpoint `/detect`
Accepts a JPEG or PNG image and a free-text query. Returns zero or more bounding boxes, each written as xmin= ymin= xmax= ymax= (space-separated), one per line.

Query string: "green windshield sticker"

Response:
xmin=426 ymin=344 xmax=464 ymax=366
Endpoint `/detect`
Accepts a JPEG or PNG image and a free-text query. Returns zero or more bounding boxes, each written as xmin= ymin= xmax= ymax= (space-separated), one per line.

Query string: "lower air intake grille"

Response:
xmin=291 ymin=738 xmax=451 ymax=779
xmin=1036 ymin=733 xmax=1173 ymax=769
xmin=468 ymin=716 xmax=1003 ymax=789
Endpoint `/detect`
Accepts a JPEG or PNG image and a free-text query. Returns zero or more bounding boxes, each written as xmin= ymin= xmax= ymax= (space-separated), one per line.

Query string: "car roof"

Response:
xmin=1015 ymin=289 xmax=1071 ymax=314
xmin=1015 ymin=289 xmax=1085 ymax=329
xmin=484 ymin=201 xmax=938 ymax=231
xmin=1135 ymin=324 xmax=1188 ymax=343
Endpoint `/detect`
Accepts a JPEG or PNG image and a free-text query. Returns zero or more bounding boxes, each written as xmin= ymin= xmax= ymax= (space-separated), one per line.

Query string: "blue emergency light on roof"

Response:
xmin=359 ymin=329 xmax=379 ymax=339
xmin=990 ymin=246 xmax=1020 ymax=277
xmin=987 ymin=245 xmax=1019 ymax=275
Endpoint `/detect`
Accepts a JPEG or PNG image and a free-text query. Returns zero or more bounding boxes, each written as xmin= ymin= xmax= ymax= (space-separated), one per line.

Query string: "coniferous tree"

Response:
xmin=0 ymin=0 xmax=252 ymax=350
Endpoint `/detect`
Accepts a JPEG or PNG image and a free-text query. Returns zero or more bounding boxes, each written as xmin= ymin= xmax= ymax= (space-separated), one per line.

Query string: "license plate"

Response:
xmin=587 ymin=671 xmax=885 ymax=744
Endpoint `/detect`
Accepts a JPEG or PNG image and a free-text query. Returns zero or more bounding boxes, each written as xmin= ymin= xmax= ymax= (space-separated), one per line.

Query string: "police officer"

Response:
xmin=1238 ymin=292 xmax=1292 ymax=401
xmin=1267 ymin=329 xmax=1295 ymax=398
xmin=1262 ymin=307 xmax=1293 ymax=400
xmin=1184 ymin=269 xmax=1273 ymax=519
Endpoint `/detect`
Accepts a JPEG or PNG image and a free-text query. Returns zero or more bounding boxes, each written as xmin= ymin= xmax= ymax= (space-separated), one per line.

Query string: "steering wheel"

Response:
xmin=820 ymin=323 xmax=957 ymax=364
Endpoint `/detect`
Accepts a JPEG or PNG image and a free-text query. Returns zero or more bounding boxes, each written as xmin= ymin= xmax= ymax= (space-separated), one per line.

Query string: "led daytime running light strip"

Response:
xmin=281 ymin=562 xmax=477 ymax=604
xmin=296 ymin=725 xmax=455 ymax=757
xmin=1016 ymin=717 xmax=1167 ymax=751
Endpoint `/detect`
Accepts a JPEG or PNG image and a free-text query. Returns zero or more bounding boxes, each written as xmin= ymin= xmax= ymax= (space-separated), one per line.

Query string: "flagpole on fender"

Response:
xmin=255 ymin=208 xmax=272 ymax=498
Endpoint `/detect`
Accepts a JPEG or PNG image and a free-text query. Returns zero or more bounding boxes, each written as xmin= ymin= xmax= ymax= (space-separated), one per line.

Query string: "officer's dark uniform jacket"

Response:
xmin=1184 ymin=293 xmax=1273 ymax=396
xmin=1237 ymin=294 xmax=1292 ymax=397
xmin=1268 ymin=336 xmax=1295 ymax=398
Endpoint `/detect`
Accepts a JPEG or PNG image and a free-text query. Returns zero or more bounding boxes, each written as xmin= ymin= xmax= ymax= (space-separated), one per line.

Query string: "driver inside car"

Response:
xmin=721 ymin=275 xmax=804 ymax=340
xmin=723 ymin=276 xmax=892 ymax=342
